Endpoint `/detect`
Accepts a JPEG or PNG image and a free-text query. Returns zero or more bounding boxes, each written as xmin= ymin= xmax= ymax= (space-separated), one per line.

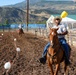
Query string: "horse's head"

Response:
xmin=49 ymin=28 xmax=58 ymax=47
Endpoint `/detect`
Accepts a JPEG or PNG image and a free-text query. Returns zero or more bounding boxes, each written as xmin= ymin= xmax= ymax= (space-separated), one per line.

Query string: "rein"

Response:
xmin=47 ymin=44 xmax=61 ymax=59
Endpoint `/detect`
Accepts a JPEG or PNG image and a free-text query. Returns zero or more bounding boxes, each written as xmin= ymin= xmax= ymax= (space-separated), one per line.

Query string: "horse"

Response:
xmin=47 ymin=28 xmax=69 ymax=75
xmin=18 ymin=28 xmax=24 ymax=36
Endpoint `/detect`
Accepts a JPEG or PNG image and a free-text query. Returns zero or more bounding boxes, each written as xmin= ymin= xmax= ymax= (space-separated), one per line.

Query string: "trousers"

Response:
xmin=42 ymin=38 xmax=70 ymax=59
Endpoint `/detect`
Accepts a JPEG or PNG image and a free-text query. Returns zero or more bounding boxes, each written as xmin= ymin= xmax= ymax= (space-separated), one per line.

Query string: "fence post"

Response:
xmin=39 ymin=28 xmax=41 ymax=35
xmin=2 ymin=25 xmax=4 ymax=32
xmin=70 ymin=31 xmax=73 ymax=46
xmin=9 ymin=25 xmax=10 ymax=32
xmin=67 ymin=33 xmax=69 ymax=44
xmin=35 ymin=29 xmax=37 ymax=37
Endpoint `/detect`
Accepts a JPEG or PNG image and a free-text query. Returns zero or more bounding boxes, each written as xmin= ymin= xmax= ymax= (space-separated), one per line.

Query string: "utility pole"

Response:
xmin=26 ymin=0 xmax=29 ymax=31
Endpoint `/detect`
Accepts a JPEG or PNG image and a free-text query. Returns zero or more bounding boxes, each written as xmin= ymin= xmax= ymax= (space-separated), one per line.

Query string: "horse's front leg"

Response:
xmin=64 ymin=61 xmax=69 ymax=75
xmin=48 ymin=62 xmax=54 ymax=75
xmin=54 ymin=63 xmax=60 ymax=75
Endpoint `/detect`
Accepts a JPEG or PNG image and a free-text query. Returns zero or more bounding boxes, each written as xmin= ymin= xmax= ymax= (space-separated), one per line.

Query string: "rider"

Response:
xmin=18 ymin=24 xmax=22 ymax=29
xmin=18 ymin=24 xmax=24 ymax=34
xmin=39 ymin=17 xmax=71 ymax=65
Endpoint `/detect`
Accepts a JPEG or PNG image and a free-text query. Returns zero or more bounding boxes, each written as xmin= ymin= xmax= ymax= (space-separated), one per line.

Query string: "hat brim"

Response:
xmin=54 ymin=17 xmax=62 ymax=21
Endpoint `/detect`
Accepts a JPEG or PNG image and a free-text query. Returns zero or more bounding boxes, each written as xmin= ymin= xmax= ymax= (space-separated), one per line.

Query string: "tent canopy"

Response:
xmin=46 ymin=15 xmax=76 ymax=23
xmin=62 ymin=17 xmax=76 ymax=23
xmin=46 ymin=15 xmax=76 ymax=29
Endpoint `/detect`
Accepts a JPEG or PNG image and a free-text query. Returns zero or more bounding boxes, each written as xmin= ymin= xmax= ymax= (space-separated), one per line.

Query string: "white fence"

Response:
xmin=0 ymin=28 xmax=76 ymax=46
xmin=25 ymin=28 xmax=76 ymax=46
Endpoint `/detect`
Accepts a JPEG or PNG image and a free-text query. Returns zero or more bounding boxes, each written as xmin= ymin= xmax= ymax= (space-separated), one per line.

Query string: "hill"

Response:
xmin=5 ymin=1 xmax=76 ymax=15
xmin=0 ymin=7 xmax=25 ymax=24
xmin=5 ymin=0 xmax=42 ymax=9
xmin=29 ymin=1 xmax=76 ymax=14
xmin=1 ymin=0 xmax=76 ymax=24
xmin=0 ymin=7 xmax=47 ymax=24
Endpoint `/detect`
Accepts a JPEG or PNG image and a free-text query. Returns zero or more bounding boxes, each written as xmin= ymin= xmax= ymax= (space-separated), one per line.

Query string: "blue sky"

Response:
xmin=0 ymin=0 xmax=25 ymax=6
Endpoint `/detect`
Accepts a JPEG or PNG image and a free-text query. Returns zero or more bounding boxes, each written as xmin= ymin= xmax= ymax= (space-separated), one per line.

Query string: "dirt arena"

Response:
xmin=0 ymin=32 xmax=76 ymax=75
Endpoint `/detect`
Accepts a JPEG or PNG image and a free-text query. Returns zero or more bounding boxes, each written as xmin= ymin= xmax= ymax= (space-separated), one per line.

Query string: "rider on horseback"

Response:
xmin=39 ymin=17 xmax=71 ymax=65
xmin=18 ymin=24 xmax=24 ymax=35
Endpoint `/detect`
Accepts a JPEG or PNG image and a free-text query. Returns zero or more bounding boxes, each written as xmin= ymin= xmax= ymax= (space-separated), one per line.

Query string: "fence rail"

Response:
xmin=0 ymin=28 xmax=76 ymax=46
xmin=26 ymin=28 xmax=76 ymax=46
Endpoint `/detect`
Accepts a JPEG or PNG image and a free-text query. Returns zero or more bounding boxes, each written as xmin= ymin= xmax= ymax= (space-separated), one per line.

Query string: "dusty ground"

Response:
xmin=0 ymin=32 xmax=76 ymax=75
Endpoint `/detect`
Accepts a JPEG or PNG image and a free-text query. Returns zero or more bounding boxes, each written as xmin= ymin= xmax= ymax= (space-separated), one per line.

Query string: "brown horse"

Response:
xmin=47 ymin=28 xmax=69 ymax=75
xmin=18 ymin=28 xmax=24 ymax=36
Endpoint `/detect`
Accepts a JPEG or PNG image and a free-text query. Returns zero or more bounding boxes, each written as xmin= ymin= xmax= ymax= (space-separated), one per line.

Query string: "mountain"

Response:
xmin=31 ymin=1 xmax=76 ymax=12
xmin=0 ymin=7 xmax=47 ymax=24
xmin=0 ymin=7 xmax=25 ymax=24
xmin=5 ymin=0 xmax=75 ymax=11
xmin=5 ymin=0 xmax=74 ymax=8
xmin=5 ymin=0 xmax=42 ymax=9
xmin=1 ymin=0 xmax=76 ymax=24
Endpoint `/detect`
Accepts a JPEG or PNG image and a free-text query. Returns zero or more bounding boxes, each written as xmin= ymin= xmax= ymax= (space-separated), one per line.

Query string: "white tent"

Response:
xmin=62 ymin=17 xmax=76 ymax=23
xmin=46 ymin=15 xmax=76 ymax=30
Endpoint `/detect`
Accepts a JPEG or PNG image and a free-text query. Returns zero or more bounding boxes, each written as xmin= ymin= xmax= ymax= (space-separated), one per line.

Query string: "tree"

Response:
xmin=4 ymin=19 xmax=10 ymax=31
xmin=5 ymin=19 xmax=9 ymax=25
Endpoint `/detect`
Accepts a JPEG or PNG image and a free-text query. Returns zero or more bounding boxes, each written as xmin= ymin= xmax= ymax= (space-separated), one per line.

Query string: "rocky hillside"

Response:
xmin=0 ymin=7 xmax=48 ymax=24
xmin=0 ymin=7 xmax=26 ymax=24
xmin=6 ymin=0 xmax=75 ymax=11
xmin=5 ymin=0 xmax=42 ymax=9
xmin=5 ymin=1 xmax=76 ymax=18
xmin=29 ymin=1 xmax=76 ymax=14
xmin=1 ymin=0 xmax=76 ymax=24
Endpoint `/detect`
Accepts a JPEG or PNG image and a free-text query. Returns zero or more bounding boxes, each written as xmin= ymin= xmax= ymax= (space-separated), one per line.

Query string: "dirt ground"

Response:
xmin=0 ymin=32 xmax=76 ymax=75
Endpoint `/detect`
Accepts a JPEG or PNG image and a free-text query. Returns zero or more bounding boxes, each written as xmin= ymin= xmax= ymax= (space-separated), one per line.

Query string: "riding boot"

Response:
xmin=65 ymin=56 xmax=70 ymax=65
xmin=65 ymin=59 xmax=70 ymax=65
xmin=39 ymin=56 xmax=46 ymax=64
xmin=64 ymin=49 xmax=71 ymax=65
xmin=68 ymin=44 xmax=71 ymax=58
xmin=39 ymin=42 xmax=50 ymax=64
